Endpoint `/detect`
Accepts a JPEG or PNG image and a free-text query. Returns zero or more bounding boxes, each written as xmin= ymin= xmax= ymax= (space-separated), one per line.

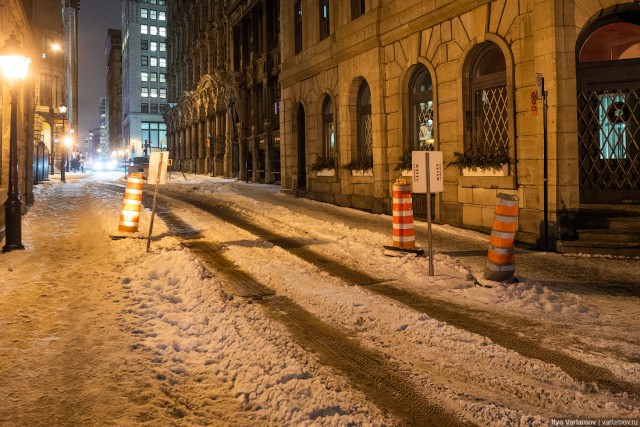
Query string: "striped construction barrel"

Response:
xmin=118 ymin=173 xmax=144 ymax=232
xmin=484 ymin=193 xmax=519 ymax=281
xmin=392 ymin=179 xmax=416 ymax=250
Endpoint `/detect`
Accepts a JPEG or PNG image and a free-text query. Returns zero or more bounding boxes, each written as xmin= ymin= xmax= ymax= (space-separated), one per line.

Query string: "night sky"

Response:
xmin=77 ymin=0 xmax=121 ymax=139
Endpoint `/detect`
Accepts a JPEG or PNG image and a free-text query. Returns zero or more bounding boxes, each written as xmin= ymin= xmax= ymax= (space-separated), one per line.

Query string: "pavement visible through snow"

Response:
xmin=0 ymin=171 xmax=638 ymax=426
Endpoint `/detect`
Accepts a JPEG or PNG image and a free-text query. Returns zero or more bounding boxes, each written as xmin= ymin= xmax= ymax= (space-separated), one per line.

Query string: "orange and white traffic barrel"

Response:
xmin=392 ymin=179 xmax=416 ymax=250
xmin=484 ymin=193 xmax=519 ymax=281
xmin=118 ymin=172 xmax=144 ymax=232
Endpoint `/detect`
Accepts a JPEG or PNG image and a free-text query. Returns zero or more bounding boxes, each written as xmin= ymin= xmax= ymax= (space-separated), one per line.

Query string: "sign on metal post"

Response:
xmin=146 ymin=152 xmax=169 ymax=252
xmin=411 ymin=151 xmax=443 ymax=276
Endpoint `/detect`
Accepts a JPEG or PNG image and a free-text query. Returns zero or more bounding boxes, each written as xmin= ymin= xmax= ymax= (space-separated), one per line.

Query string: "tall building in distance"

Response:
xmin=121 ymin=0 xmax=168 ymax=158
xmin=105 ymin=28 xmax=123 ymax=155
xmin=99 ymin=97 xmax=108 ymax=158
xmin=62 ymin=0 xmax=79 ymax=136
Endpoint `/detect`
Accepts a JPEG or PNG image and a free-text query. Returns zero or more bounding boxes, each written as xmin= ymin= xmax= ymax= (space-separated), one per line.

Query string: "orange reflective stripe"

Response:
xmin=487 ymin=250 xmax=515 ymax=264
xmin=495 ymin=204 xmax=518 ymax=216
xmin=493 ymin=221 xmax=517 ymax=233
xmin=490 ymin=235 xmax=514 ymax=248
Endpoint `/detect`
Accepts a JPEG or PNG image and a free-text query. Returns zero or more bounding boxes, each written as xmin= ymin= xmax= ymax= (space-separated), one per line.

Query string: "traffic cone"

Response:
xmin=484 ymin=193 xmax=519 ymax=281
xmin=118 ymin=173 xmax=143 ymax=232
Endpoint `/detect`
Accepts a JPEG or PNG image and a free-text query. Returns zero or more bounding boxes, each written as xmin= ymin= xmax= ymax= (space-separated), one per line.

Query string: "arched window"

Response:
xmin=294 ymin=1 xmax=303 ymax=54
xmin=468 ymin=42 xmax=508 ymax=157
xmin=357 ymin=81 xmax=372 ymax=158
xmin=409 ymin=66 xmax=434 ymax=151
xmin=322 ymin=95 xmax=335 ymax=157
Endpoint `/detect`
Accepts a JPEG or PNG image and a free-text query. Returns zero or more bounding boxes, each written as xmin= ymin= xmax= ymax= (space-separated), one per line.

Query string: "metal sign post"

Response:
xmin=537 ymin=72 xmax=549 ymax=251
xmin=412 ymin=151 xmax=444 ymax=276
xmin=146 ymin=151 xmax=169 ymax=252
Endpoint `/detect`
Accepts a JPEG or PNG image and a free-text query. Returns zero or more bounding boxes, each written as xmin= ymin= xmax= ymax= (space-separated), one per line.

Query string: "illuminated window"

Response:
xmin=322 ymin=95 xmax=335 ymax=157
xmin=150 ymin=41 xmax=157 ymax=51
xmin=141 ymin=71 xmax=148 ymax=82
xmin=159 ymin=73 xmax=166 ymax=83
xmin=159 ymin=27 xmax=166 ymax=37
xmin=141 ymin=8 xmax=148 ymax=19
xmin=150 ymin=88 xmax=158 ymax=98
xmin=150 ymin=9 xmax=157 ymax=20
xmin=319 ymin=0 xmax=330 ymax=40
xmin=150 ymin=26 xmax=158 ymax=36
xmin=141 ymin=87 xmax=149 ymax=97
xmin=150 ymin=57 xmax=158 ymax=66
xmin=150 ymin=72 xmax=157 ymax=82
xmin=159 ymin=42 xmax=166 ymax=52
xmin=159 ymin=58 xmax=166 ymax=68
xmin=409 ymin=66 xmax=434 ymax=151
xmin=141 ymin=24 xmax=148 ymax=34
xmin=160 ymin=88 xmax=167 ymax=98
xmin=159 ymin=11 xmax=166 ymax=20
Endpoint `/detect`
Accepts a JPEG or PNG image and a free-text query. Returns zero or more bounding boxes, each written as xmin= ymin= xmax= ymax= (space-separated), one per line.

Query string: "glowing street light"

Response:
xmin=1 ymin=33 xmax=31 ymax=252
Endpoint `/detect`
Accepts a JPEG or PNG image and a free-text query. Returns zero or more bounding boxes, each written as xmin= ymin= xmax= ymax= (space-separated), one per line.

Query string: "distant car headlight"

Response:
xmin=94 ymin=160 xmax=104 ymax=170
xmin=108 ymin=160 xmax=118 ymax=170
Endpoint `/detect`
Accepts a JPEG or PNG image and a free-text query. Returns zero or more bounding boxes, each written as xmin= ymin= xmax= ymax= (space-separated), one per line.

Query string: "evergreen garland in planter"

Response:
xmin=310 ymin=155 xmax=336 ymax=171
xmin=447 ymin=145 xmax=510 ymax=172
xmin=394 ymin=150 xmax=413 ymax=172
xmin=342 ymin=153 xmax=373 ymax=172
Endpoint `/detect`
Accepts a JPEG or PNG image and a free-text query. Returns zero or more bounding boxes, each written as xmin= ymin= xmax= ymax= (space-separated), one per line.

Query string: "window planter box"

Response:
xmin=401 ymin=169 xmax=412 ymax=177
xmin=316 ymin=168 xmax=335 ymax=177
xmin=461 ymin=164 xmax=509 ymax=177
xmin=351 ymin=169 xmax=373 ymax=177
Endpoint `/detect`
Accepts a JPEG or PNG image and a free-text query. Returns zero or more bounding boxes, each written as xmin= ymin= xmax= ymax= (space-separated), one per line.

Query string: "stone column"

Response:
xmin=264 ymin=121 xmax=273 ymax=183
xmin=204 ymin=117 xmax=211 ymax=174
xmin=237 ymin=124 xmax=246 ymax=181
xmin=224 ymin=111 xmax=234 ymax=177
xmin=191 ymin=123 xmax=198 ymax=173
xmin=217 ymin=112 xmax=226 ymax=177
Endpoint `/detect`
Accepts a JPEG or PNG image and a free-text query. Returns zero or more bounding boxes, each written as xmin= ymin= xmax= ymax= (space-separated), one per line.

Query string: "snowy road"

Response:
xmin=1 ymin=172 xmax=638 ymax=426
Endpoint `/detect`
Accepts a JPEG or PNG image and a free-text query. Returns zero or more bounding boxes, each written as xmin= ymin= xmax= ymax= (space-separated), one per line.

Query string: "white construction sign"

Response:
xmin=412 ymin=151 xmax=443 ymax=193
xmin=147 ymin=151 xmax=169 ymax=185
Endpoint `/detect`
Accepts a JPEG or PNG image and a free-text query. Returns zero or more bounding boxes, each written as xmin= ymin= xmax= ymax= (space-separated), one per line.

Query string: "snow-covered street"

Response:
xmin=1 ymin=171 xmax=638 ymax=426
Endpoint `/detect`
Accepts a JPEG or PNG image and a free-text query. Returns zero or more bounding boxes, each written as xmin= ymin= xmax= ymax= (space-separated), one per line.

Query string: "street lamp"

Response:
xmin=1 ymin=33 xmax=31 ymax=252
xmin=59 ymin=104 xmax=68 ymax=182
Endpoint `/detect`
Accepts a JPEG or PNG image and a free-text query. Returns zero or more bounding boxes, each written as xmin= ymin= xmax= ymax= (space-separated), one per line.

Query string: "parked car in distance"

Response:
xmin=128 ymin=156 xmax=149 ymax=179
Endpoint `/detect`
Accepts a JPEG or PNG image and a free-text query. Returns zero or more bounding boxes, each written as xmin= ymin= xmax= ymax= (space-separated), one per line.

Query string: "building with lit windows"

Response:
xmin=105 ymin=29 xmax=123 ymax=154
xmin=121 ymin=0 xmax=168 ymax=159
xmin=276 ymin=0 xmax=640 ymax=255
xmin=99 ymin=97 xmax=108 ymax=157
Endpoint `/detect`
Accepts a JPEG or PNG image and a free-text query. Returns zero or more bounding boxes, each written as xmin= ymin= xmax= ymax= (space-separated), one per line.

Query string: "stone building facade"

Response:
xmin=279 ymin=0 xmax=640 ymax=251
xmin=165 ymin=0 xmax=281 ymax=183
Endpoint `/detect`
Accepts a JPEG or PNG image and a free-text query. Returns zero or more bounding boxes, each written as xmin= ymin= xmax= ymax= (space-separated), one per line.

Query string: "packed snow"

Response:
xmin=0 ymin=171 xmax=638 ymax=426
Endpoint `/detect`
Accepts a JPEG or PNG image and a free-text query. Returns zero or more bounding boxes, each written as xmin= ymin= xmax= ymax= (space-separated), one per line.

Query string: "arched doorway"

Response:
xmin=297 ymin=103 xmax=306 ymax=189
xmin=577 ymin=12 xmax=640 ymax=203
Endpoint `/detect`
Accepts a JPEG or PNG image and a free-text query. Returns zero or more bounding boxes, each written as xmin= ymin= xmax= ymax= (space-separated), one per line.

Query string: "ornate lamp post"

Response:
xmin=59 ymin=104 xmax=68 ymax=182
xmin=1 ymin=33 xmax=31 ymax=253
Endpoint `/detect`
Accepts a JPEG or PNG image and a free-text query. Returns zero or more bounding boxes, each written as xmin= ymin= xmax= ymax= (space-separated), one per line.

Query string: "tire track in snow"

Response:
xmin=156 ymin=187 xmax=640 ymax=399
